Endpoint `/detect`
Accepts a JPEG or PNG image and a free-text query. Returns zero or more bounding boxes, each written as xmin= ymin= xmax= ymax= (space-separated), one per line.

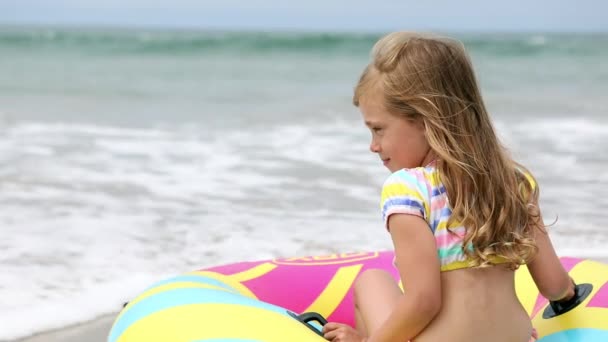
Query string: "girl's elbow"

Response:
xmin=415 ymin=290 xmax=442 ymax=319
xmin=426 ymin=295 xmax=442 ymax=317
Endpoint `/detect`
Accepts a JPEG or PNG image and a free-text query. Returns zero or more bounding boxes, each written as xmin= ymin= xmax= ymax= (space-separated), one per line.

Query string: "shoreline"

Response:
xmin=10 ymin=314 xmax=116 ymax=342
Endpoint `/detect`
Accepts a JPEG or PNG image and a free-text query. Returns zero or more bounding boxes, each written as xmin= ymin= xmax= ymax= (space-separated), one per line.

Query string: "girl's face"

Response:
xmin=359 ymin=93 xmax=434 ymax=172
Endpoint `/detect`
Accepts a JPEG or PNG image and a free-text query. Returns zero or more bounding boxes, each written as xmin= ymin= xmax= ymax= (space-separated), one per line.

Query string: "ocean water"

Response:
xmin=1 ymin=27 xmax=608 ymax=340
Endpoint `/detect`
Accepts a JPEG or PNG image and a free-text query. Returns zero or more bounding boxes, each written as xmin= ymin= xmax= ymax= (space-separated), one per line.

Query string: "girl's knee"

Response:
xmin=354 ymin=269 xmax=396 ymax=301
xmin=353 ymin=269 xmax=402 ymax=334
xmin=356 ymin=269 xmax=395 ymax=286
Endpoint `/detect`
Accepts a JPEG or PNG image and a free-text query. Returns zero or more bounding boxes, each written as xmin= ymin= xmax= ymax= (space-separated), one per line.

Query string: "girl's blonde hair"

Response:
xmin=354 ymin=32 xmax=539 ymax=269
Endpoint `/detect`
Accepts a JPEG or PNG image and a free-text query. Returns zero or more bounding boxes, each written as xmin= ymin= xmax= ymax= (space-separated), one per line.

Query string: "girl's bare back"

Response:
xmin=355 ymin=265 xmax=533 ymax=342
xmin=413 ymin=267 xmax=532 ymax=342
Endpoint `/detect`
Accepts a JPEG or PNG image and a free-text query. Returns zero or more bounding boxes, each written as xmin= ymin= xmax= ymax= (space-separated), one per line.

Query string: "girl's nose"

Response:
xmin=369 ymin=141 xmax=380 ymax=153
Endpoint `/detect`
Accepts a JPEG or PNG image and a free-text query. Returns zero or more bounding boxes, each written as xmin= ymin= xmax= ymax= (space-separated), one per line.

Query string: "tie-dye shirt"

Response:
xmin=380 ymin=162 xmax=496 ymax=272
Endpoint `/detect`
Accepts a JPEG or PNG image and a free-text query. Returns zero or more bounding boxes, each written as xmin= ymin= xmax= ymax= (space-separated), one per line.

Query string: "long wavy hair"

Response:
xmin=354 ymin=32 xmax=540 ymax=269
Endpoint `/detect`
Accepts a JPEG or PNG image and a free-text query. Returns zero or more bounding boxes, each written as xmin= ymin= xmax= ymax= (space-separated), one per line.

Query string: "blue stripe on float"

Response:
xmin=145 ymin=275 xmax=237 ymax=292
xmin=109 ymin=288 xmax=288 ymax=342
xmin=540 ymin=329 xmax=608 ymax=341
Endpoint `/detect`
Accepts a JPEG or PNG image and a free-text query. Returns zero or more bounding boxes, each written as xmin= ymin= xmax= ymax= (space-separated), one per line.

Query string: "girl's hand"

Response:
xmin=322 ymin=322 xmax=367 ymax=342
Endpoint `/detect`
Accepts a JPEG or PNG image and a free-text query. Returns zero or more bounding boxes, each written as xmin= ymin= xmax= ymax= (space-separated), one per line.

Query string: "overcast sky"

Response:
xmin=0 ymin=0 xmax=606 ymax=32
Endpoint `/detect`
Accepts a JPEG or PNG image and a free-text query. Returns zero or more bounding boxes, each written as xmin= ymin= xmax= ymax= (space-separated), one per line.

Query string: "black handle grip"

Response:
xmin=543 ymin=283 xmax=593 ymax=319
xmin=298 ymin=312 xmax=328 ymax=326
xmin=287 ymin=311 xmax=328 ymax=337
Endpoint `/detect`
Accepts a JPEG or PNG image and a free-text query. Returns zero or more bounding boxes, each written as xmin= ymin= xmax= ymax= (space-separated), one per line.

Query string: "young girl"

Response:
xmin=322 ymin=32 xmax=576 ymax=342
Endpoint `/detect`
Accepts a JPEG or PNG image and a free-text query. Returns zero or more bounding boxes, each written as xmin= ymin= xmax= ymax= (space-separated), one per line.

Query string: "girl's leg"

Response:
xmin=353 ymin=269 xmax=402 ymax=336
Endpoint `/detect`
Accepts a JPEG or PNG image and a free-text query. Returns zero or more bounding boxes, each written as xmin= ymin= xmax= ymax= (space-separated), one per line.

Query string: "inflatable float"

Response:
xmin=108 ymin=251 xmax=608 ymax=341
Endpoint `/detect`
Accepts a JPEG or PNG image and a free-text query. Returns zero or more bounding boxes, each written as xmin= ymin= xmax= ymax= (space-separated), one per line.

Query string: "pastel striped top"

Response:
xmin=380 ymin=163 xmax=482 ymax=272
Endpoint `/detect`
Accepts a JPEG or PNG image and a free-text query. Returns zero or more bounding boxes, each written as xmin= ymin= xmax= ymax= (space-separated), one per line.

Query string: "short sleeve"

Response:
xmin=522 ymin=171 xmax=537 ymax=191
xmin=380 ymin=169 xmax=430 ymax=230
xmin=515 ymin=166 xmax=538 ymax=199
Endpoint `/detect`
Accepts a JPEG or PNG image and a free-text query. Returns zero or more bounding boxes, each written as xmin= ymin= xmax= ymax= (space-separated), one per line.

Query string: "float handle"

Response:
xmin=543 ymin=283 xmax=593 ymax=319
xmin=287 ymin=311 xmax=328 ymax=336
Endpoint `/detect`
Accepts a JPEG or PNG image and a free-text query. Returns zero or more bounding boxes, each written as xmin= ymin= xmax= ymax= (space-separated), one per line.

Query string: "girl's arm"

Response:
xmin=368 ymin=214 xmax=442 ymax=342
xmin=526 ymin=198 xmax=576 ymax=301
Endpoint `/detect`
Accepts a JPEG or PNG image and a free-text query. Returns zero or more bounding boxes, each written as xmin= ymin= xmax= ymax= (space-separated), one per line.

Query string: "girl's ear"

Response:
xmin=415 ymin=117 xmax=427 ymax=132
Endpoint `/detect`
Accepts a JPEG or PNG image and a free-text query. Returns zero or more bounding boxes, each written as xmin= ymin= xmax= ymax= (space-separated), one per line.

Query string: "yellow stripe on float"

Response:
xmin=226 ymin=262 xmax=278 ymax=282
xmin=304 ymin=264 xmax=363 ymax=317
xmin=567 ymin=260 xmax=608 ymax=291
xmin=117 ymin=303 xmax=326 ymax=342
xmin=188 ymin=271 xmax=258 ymax=300
xmin=514 ymin=264 xmax=539 ymax=315
xmin=117 ymin=282 xmax=233 ymax=321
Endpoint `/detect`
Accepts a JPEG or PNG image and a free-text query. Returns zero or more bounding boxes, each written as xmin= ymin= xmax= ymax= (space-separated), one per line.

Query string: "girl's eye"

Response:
xmin=372 ymin=127 xmax=383 ymax=133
